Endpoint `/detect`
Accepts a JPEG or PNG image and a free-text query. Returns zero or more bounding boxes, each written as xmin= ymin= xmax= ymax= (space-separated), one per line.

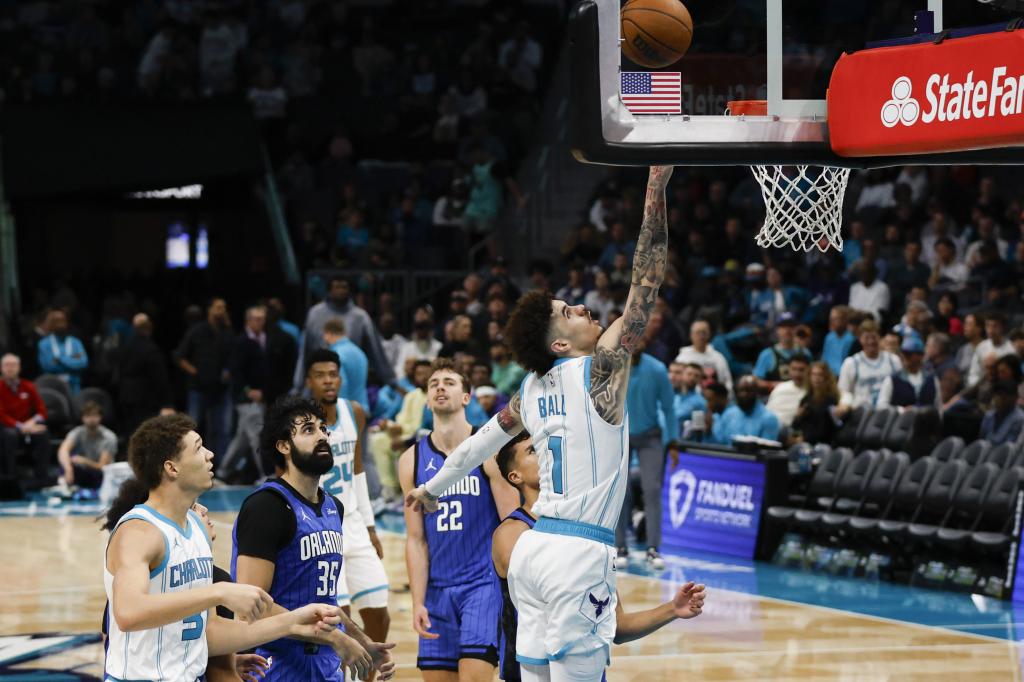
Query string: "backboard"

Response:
xmin=570 ymin=0 xmax=1024 ymax=167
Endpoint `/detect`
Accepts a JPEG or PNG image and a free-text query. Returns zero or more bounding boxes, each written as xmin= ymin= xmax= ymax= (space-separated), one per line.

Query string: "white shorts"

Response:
xmin=337 ymin=533 xmax=389 ymax=610
xmin=507 ymin=520 xmax=618 ymax=666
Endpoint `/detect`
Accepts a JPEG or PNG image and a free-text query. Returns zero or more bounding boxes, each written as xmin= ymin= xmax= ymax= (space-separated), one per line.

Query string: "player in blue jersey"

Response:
xmin=399 ymin=357 xmax=519 ymax=681
xmin=232 ymin=396 xmax=396 ymax=681
xmin=491 ymin=433 xmax=706 ymax=682
xmin=104 ymin=414 xmax=342 ymax=682
xmin=408 ymin=166 xmax=676 ymax=682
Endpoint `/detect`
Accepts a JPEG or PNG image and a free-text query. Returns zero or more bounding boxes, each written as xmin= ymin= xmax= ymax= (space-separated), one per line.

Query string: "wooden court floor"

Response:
xmin=2 ymin=511 xmax=1022 ymax=680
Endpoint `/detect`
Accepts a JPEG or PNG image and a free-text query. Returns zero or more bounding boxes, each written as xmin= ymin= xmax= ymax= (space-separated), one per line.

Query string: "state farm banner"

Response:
xmin=661 ymin=451 xmax=767 ymax=559
xmin=828 ymin=30 xmax=1024 ymax=157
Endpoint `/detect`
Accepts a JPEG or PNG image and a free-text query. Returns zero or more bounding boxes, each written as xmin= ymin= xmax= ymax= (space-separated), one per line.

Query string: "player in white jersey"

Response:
xmin=408 ymin=166 xmax=676 ymax=682
xmin=306 ymin=349 xmax=392 ymax=651
xmin=104 ymin=413 xmax=343 ymax=682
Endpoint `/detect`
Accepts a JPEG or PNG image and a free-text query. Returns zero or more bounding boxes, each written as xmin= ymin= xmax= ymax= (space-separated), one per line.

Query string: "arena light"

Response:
xmin=128 ymin=184 xmax=203 ymax=199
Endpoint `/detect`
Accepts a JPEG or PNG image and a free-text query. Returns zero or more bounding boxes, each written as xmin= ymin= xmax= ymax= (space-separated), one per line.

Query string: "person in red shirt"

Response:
xmin=0 ymin=354 xmax=51 ymax=488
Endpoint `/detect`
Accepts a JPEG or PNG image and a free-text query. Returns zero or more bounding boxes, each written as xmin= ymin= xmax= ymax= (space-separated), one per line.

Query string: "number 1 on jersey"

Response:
xmin=549 ymin=436 xmax=564 ymax=494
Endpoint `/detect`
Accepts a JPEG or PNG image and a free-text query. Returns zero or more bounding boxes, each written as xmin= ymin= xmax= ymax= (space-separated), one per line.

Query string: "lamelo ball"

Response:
xmin=621 ymin=0 xmax=693 ymax=69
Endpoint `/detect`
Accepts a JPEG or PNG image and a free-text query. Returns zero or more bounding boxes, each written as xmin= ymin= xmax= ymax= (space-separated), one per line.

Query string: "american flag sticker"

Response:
xmin=620 ymin=72 xmax=681 ymax=114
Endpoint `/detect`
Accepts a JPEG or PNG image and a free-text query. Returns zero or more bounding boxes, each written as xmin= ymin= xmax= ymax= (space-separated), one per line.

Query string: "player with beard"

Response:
xmin=399 ymin=358 xmax=519 ymax=681
xmin=491 ymin=434 xmax=706 ymax=682
xmin=232 ymin=396 xmax=396 ymax=681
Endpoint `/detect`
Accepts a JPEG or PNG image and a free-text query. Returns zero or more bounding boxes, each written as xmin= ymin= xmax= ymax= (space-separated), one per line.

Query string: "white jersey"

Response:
xmin=838 ymin=351 xmax=903 ymax=409
xmin=322 ymin=399 xmax=371 ymax=547
xmin=104 ymin=505 xmax=213 ymax=682
xmin=520 ymin=356 xmax=629 ymax=533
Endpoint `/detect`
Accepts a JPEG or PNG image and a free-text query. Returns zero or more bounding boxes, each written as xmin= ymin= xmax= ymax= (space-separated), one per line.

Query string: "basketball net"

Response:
xmin=727 ymin=101 xmax=850 ymax=253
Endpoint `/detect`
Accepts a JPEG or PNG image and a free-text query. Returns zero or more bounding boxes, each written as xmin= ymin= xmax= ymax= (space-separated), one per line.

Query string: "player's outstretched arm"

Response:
xmin=205 ymin=603 xmax=342 ymax=657
xmin=108 ymin=521 xmax=273 ymax=632
xmin=591 ymin=166 xmax=673 ymax=424
xmin=613 ymin=582 xmax=706 ymax=645
xmin=405 ymin=393 xmax=523 ymax=513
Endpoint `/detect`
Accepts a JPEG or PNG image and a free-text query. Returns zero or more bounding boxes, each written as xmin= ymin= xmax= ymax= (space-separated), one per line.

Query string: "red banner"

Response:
xmin=828 ymin=30 xmax=1024 ymax=157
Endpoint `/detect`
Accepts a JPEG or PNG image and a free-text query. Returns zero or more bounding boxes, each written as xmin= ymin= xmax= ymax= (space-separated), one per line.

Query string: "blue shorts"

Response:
xmin=418 ymin=577 xmax=500 ymax=671
xmin=257 ymin=641 xmax=344 ymax=681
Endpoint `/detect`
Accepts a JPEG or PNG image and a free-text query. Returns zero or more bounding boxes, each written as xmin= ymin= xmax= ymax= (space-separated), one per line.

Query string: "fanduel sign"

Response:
xmin=661 ymin=452 xmax=766 ymax=559
xmin=829 ymin=30 xmax=1024 ymax=157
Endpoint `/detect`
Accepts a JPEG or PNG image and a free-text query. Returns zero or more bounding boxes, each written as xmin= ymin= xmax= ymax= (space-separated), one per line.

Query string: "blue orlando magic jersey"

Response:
xmin=520 ymin=356 xmax=629 ymax=533
xmin=230 ymin=481 xmax=344 ymax=679
xmin=416 ymin=434 xmax=500 ymax=587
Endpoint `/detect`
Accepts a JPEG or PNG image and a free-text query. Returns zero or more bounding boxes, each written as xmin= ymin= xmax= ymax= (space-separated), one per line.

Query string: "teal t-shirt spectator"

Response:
xmin=328 ymin=337 xmax=369 ymax=412
xmin=710 ymin=401 xmax=780 ymax=443
xmin=627 ymin=353 xmax=678 ymax=445
xmin=38 ymin=333 xmax=89 ymax=394
xmin=822 ymin=330 xmax=856 ymax=376
xmin=335 ymin=209 xmax=369 ymax=256
xmin=753 ymin=345 xmax=812 ymax=380
xmin=666 ymin=387 xmax=706 ymax=435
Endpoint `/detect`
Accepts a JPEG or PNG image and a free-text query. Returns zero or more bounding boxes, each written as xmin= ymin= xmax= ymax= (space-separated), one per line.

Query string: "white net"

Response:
xmin=750 ymin=164 xmax=851 ymax=253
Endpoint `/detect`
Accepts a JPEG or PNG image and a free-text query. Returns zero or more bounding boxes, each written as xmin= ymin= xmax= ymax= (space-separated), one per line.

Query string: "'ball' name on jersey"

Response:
xmin=300 ymin=530 xmax=344 ymax=560
xmin=538 ymin=395 xmax=567 ymax=420
xmin=169 ymin=556 xmax=215 ymax=588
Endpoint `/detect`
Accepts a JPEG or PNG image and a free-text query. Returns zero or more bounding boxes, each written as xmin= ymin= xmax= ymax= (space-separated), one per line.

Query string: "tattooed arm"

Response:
xmin=406 ymin=392 xmax=524 ymax=512
xmin=590 ymin=166 xmax=673 ymax=424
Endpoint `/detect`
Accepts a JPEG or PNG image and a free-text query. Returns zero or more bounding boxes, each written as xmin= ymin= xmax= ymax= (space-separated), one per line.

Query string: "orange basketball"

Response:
xmin=621 ymin=0 xmax=693 ymax=69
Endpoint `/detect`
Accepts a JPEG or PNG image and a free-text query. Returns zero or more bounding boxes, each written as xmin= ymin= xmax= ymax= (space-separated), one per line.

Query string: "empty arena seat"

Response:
xmin=903 ymin=460 xmax=971 ymax=541
xmin=970 ymin=467 xmax=1024 ymax=551
xmin=956 ymin=440 xmax=991 ymax=467
xmin=767 ymin=447 xmax=851 ymax=524
xmin=881 ymin=410 xmax=916 ymax=452
xmin=929 ymin=436 xmax=965 ymax=464
xmin=858 ymin=407 xmax=896 ymax=451
xmin=850 ymin=456 xmax=936 ymax=535
xmin=984 ymin=443 xmax=1016 ymax=470
xmin=35 ymin=374 xmax=73 ymax=410
xmin=835 ymin=406 xmax=868 ymax=449
xmin=37 ymin=388 xmax=72 ymax=437
xmin=815 ymin=450 xmax=884 ymax=529
xmin=935 ymin=463 xmax=1002 ymax=549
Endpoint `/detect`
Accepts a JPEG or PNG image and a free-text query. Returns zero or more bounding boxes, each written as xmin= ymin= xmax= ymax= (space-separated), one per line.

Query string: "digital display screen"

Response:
xmin=165 ymin=222 xmax=190 ymax=269
xmin=661 ymin=451 xmax=767 ymax=559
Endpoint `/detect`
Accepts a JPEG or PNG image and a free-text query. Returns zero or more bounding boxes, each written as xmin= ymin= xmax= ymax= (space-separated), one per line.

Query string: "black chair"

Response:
xmin=956 ymin=440 xmax=991 ymax=467
xmin=970 ymin=467 xmax=1024 ymax=552
xmin=75 ymin=387 xmax=117 ymax=428
xmin=905 ymin=460 xmax=978 ymax=542
xmin=984 ymin=443 xmax=1016 ymax=470
xmin=857 ymin=407 xmax=897 ymax=451
xmin=812 ymin=450 xmax=884 ymax=530
xmin=850 ymin=456 xmax=938 ymax=535
xmin=835 ymin=406 xmax=868 ymax=449
xmin=35 ymin=374 xmax=72 ymax=405
xmin=879 ymin=459 xmax=966 ymax=541
xmin=767 ymin=448 xmax=852 ymax=525
xmin=935 ymin=463 xmax=1002 ymax=549
xmin=929 ymin=436 xmax=965 ymax=464
xmin=37 ymin=387 xmax=72 ymax=437
xmin=882 ymin=410 xmax=916 ymax=453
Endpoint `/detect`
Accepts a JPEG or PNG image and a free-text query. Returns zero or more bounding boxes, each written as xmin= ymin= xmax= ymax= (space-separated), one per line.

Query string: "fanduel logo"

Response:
xmin=882 ymin=68 xmax=1024 ymax=128
xmin=669 ymin=468 xmax=697 ymax=528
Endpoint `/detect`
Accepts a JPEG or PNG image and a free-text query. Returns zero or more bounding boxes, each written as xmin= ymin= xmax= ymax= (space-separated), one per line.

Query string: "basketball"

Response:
xmin=621 ymin=0 xmax=693 ymax=69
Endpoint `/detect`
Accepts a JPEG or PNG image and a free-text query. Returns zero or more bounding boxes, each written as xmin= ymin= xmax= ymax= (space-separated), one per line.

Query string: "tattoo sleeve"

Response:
xmin=496 ymin=389 xmax=523 ymax=434
xmin=590 ymin=166 xmax=672 ymax=424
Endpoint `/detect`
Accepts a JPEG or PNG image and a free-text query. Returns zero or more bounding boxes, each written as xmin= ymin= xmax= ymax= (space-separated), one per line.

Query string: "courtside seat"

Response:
xmin=929 ymin=436 xmax=965 ymax=464
xmin=858 ymin=407 xmax=896 ymax=451
xmin=881 ymin=410 xmax=916 ymax=453
xmin=934 ymin=463 xmax=1002 ymax=549
xmin=956 ymin=440 xmax=991 ymax=467
xmin=905 ymin=460 xmax=981 ymax=541
xmin=835 ymin=406 xmax=868 ymax=449
xmin=984 ymin=443 xmax=1015 ymax=470
xmin=850 ymin=456 xmax=936 ymax=534
xmin=767 ymin=448 xmax=851 ymax=525
xmin=968 ymin=467 xmax=1024 ymax=551
xmin=815 ymin=450 xmax=884 ymax=528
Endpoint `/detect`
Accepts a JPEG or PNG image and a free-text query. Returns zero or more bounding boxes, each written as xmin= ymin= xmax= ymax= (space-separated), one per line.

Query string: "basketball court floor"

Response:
xmin=2 ymin=487 xmax=1023 ymax=680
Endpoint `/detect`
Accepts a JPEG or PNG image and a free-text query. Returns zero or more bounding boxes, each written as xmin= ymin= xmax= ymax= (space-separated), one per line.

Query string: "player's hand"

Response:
xmin=368 ymin=528 xmax=384 ymax=559
xmin=406 ymin=485 xmax=439 ymax=514
xmin=412 ymin=604 xmax=439 ymax=639
xmin=672 ymin=581 xmax=706 ymax=619
xmin=235 ymin=652 xmax=270 ymax=680
xmin=288 ymin=603 xmax=344 ymax=639
xmin=218 ymin=583 xmax=274 ymax=623
xmin=331 ymin=631 xmax=373 ymax=679
xmin=365 ymin=640 xmax=397 ymax=681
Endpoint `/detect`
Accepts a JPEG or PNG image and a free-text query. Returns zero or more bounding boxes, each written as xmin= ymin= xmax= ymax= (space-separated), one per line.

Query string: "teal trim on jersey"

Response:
xmin=118 ymin=512 xmax=170 ymax=578
xmin=595 ymin=430 xmax=625 ymax=529
xmin=535 ymin=517 xmax=614 ymax=546
xmin=547 ymin=641 xmax=609 ymax=662
xmin=336 ymin=593 xmax=351 ymax=602
xmin=351 ymin=584 xmax=389 ymax=601
xmin=343 ymin=398 xmax=356 ymax=424
xmin=518 ymin=374 xmax=530 ymax=412
xmin=139 ymin=504 xmax=192 ymax=538
xmin=187 ymin=509 xmax=212 ymax=550
xmin=516 ymin=654 xmax=550 ymax=666
xmin=552 ymin=358 xmax=575 ymax=367
xmin=583 ymin=355 xmax=592 ymax=390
